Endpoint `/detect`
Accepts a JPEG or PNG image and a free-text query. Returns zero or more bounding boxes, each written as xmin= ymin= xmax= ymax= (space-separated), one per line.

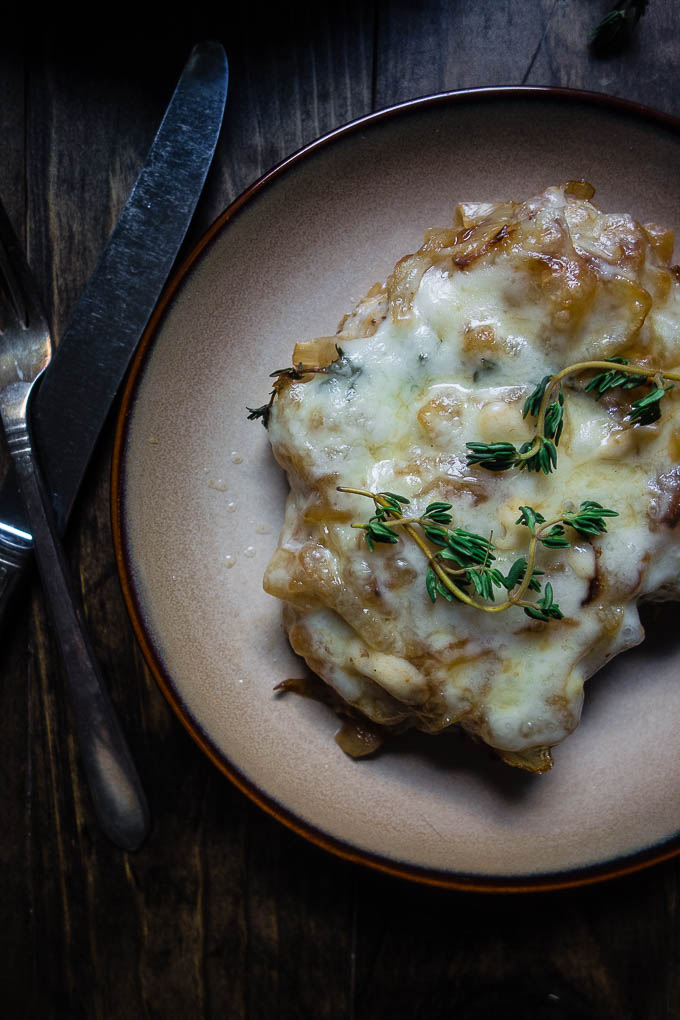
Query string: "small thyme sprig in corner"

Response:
xmin=337 ymin=488 xmax=618 ymax=623
xmin=591 ymin=1 xmax=648 ymax=55
xmin=466 ymin=358 xmax=679 ymax=476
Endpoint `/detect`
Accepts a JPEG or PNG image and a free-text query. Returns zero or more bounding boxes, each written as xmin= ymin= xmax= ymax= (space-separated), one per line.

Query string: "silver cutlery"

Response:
xmin=0 ymin=201 xmax=150 ymax=850
xmin=0 ymin=40 xmax=228 ymax=626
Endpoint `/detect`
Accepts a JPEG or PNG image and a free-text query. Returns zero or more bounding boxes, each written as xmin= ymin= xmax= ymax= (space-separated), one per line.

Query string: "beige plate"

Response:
xmin=113 ymin=88 xmax=680 ymax=891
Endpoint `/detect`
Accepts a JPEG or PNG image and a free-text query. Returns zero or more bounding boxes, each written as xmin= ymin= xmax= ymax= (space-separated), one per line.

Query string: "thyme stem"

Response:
xmin=535 ymin=359 xmax=679 ymax=436
xmin=469 ymin=358 xmax=680 ymax=474
xmin=339 ymin=487 xmax=560 ymax=616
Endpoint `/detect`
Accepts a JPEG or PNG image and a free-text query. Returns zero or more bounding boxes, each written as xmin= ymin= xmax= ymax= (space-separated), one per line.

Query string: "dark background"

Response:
xmin=1 ymin=3 xmax=679 ymax=1017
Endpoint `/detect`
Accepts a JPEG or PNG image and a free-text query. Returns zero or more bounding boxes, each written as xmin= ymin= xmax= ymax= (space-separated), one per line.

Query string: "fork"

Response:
xmin=0 ymin=200 xmax=150 ymax=851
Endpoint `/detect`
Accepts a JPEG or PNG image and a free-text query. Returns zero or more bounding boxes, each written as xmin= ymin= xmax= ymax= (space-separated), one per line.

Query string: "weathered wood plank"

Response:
xmin=2 ymin=11 xmax=373 ymax=1017
xmin=0 ymin=42 xmax=33 ymax=1020
xmin=375 ymin=0 xmax=677 ymax=116
xmin=0 ymin=43 xmax=26 ymax=231
xmin=192 ymin=4 xmax=376 ymax=246
xmin=352 ymin=861 xmax=680 ymax=1019
xmin=2 ymin=4 xmax=679 ymax=1017
xmin=350 ymin=3 xmax=680 ymax=1019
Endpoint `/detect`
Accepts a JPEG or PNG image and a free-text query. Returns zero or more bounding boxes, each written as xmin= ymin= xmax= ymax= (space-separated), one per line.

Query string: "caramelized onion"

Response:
xmin=334 ymin=719 xmax=384 ymax=758
xmin=499 ymin=746 xmax=554 ymax=773
xmin=387 ymin=253 xmax=432 ymax=321
xmin=292 ymin=337 xmax=341 ymax=370
xmin=564 ymin=179 xmax=596 ymax=200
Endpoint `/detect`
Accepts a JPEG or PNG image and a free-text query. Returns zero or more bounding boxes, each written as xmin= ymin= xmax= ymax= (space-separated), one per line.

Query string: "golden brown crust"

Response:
xmin=263 ymin=182 xmax=680 ymax=771
xmin=336 ymin=281 xmax=388 ymax=339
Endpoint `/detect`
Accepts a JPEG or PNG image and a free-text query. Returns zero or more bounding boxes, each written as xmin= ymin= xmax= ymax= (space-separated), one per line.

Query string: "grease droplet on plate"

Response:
xmin=231 ymin=451 xmax=243 ymax=464
xmin=209 ymin=478 xmax=228 ymax=491
xmin=227 ymin=501 xmax=237 ymax=513
xmin=224 ymin=555 xmax=236 ymax=568
xmin=243 ymin=546 xmax=256 ymax=558
xmin=255 ymin=522 xmax=271 ymax=535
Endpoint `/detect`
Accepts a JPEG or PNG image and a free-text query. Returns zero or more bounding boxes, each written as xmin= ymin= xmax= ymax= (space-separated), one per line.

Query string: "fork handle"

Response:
xmin=10 ymin=435 xmax=150 ymax=851
xmin=0 ymin=543 xmax=26 ymax=601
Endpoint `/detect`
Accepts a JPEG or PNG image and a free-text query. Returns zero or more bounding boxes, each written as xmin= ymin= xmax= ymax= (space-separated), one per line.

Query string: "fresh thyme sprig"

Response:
xmin=466 ymin=358 xmax=679 ymax=475
xmin=247 ymin=346 xmax=349 ymax=427
xmin=591 ymin=1 xmax=648 ymax=55
xmin=247 ymin=365 xmax=308 ymax=428
xmin=337 ymin=487 xmax=618 ymax=622
xmin=516 ymin=501 xmax=618 ymax=546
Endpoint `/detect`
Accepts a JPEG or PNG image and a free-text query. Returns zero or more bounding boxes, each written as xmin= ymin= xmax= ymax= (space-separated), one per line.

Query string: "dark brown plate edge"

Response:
xmin=111 ymin=85 xmax=680 ymax=894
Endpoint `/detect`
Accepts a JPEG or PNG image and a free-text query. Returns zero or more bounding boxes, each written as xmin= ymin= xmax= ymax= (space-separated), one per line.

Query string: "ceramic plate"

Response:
xmin=113 ymin=88 xmax=680 ymax=891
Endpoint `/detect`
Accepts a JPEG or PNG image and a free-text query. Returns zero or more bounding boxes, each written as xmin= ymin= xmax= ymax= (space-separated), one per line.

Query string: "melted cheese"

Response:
xmin=263 ymin=183 xmax=680 ymax=770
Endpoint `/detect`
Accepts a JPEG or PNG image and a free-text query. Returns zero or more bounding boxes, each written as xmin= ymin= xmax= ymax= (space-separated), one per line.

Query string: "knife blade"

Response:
xmin=0 ymin=40 xmax=228 ymax=612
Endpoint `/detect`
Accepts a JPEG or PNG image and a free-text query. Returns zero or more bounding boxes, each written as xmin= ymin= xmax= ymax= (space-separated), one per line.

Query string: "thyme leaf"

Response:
xmin=425 ymin=567 xmax=437 ymax=603
xmin=564 ymin=501 xmax=619 ymax=537
xmin=466 ymin=441 xmax=520 ymax=471
xmin=629 ymin=384 xmax=674 ymax=425
xmin=543 ymin=391 xmax=564 ymax=443
xmin=591 ymin=1 xmax=648 ymax=55
xmin=583 ymin=357 xmax=647 ymax=399
xmin=246 ymin=401 xmax=273 ymax=428
xmin=515 ymin=506 xmax=546 ymax=535
xmin=523 ymin=375 xmax=552 ymax=419
xmin=523 ymin=582 xmax=563 ymax=622
xmin=539 ymin=525 xmax=571 ymax=549
xmin=503 ymin=557 xmax=543 ymax=593
xmin=518 ymin=436 xmax=558 ymax=474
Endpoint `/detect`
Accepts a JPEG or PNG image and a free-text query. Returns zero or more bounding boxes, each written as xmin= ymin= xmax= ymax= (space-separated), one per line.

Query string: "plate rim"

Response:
xmin=111 ymin=85 xmax=680 ymax=893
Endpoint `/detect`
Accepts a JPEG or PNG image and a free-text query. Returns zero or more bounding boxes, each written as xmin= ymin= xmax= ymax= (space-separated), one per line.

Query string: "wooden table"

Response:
xmin=1 ymin=4 xmax=679 ymax=1017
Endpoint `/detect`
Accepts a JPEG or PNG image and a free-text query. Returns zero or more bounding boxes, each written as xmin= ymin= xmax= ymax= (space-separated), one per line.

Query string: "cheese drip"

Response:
xmin=263 ymin=183 xmax=680 ymax=769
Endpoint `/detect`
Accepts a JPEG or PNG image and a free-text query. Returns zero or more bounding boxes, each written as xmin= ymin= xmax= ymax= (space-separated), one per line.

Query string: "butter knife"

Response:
xmin=0 ymin=40 xmax=229 ymax=617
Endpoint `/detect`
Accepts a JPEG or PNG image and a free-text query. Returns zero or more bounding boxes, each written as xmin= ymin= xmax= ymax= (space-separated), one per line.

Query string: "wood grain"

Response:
xmin=1 ymin=3 xmax=679 ymax=1017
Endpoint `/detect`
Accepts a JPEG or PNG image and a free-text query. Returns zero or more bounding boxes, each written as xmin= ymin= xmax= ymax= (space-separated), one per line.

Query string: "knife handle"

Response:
xmin=10 ymin=438 xmax=150 ymax=852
